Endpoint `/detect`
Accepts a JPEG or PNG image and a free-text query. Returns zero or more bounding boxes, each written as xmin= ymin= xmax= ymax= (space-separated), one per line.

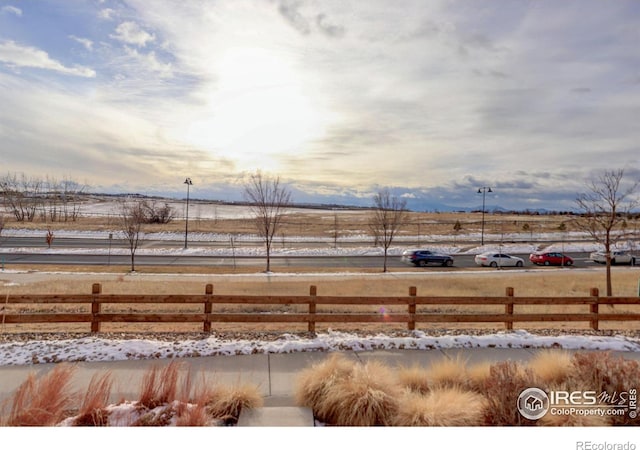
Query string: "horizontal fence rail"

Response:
xmin=2 ymin=284 xmax=640 ymax=333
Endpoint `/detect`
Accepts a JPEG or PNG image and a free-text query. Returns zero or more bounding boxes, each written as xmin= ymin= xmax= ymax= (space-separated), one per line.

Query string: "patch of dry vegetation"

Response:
xmin=294 ymin=350 xmax=639 ymax=427
xmin=296 ymin=356 xmax=401 ymax=426
xmin=73 ymin=372 xmax=113 ymax=426
xmin=4 ymin=364 xmax=77 ymax=426
xmin=395 ymin=388 xmax=487 ymax=426
xmin=2 ymin=350 xmax=638 ymax=427
xmin=0 ymin=359 xmax=262 ymax=427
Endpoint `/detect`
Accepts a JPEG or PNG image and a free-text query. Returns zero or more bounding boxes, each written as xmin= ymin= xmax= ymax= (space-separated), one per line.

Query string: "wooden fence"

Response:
xmin=2 ymin=284 xmax=640 ymax=333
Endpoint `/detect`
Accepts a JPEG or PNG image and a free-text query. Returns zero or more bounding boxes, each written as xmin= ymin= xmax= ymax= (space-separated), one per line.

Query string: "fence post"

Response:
xmin=590 ymin=287 xmax=599 ymax=331
xmin=91 ymin=283 xmax=102 ymax=333
xmin=308 ymin=285 xmax=317 ymax=333
xmin=204 ymin=284 xmax=213 ymax=333
xmin=408 ymin=286 xmax=417 ymax=331
xmin=505 ymin=287 xmax=514 ymax=330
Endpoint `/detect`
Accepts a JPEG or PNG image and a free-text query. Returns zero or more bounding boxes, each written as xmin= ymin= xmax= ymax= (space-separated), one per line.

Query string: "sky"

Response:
xmin=1 ymin=1 xmax=640 ymax=211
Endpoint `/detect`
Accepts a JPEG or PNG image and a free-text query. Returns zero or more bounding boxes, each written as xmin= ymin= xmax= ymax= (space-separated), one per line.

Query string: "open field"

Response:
xmin=1 ymin=198 xmax=612 ymax=239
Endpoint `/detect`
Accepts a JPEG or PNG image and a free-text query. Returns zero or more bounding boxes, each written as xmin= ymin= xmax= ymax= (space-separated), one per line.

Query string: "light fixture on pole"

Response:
xmin=184 ymin=178 xmax=193 ymax=249
xmin=477 ymin=186 xmax=492 ymax=246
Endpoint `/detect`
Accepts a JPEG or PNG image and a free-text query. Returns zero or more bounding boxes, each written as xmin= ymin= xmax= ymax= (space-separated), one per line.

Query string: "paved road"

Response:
xmin=0 ymin=250 xmax=599 ymax=270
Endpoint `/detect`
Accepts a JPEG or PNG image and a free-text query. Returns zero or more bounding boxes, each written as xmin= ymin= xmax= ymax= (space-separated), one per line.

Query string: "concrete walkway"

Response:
xmin=1 ymin=348 xmax=639 ymax=410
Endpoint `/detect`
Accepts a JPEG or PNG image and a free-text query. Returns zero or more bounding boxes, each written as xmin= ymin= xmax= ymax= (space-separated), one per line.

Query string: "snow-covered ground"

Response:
xmin=3 ymin=198 xmax=637 ymax=255
xmin=0 ymin=226 xmax=625 ymax=258
xmin=1 ymin=329 xmax=639 ymax=367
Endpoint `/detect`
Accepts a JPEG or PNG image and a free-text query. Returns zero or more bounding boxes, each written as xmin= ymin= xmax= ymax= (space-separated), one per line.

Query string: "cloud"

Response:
xmin=278 ymin=0 xmax=311 ymax=35
xmin=0 ymin=40 xmax=96 ymax=77
xmin=68 ymin=35 xmax=93 ymax=51
xmin=110 ymin=21 xmax=155 ymax=47
xmin=1 ymin=5 xmax=22 ymax=17
xmin=98 ymin=8 xmax=116 ymax=20
xmin=122 ymin=46 xmax=173 ymax=78
xmin=315 ymin=14 xmax=345 ymax=38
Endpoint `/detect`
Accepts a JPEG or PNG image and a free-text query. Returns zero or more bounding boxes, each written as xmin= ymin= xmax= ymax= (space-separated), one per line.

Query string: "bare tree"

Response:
xmin=243 ymin=172 xmax=292 ymax=272
xmin=370 ymin=188 xmax=408 ymax=272
xmin=575 ymin=169 xmax=640 ymax=296
xmin=0 ymin=172 xmax=43 ymax=222
xmin=119 ymin=200 xmax=146 ymax=272
xmin=140 ymin=200 xmax=175 ymax=224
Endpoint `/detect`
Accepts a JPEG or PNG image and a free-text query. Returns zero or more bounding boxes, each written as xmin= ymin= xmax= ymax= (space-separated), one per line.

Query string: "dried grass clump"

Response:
xmin=73 ymin=372 xmax=114 ymax=426
xmin=424 ymin=356 xmax=468 ymax=389
xmin=313 ymin=360 xmax=401 ymax=426
xmin=294 ymin=353 xmax=356 ymax=413
xmin=7 ymin=364 xmax=77 ymax=426
xmin=481 ymin=360 xmax=538 ymax=426
xmin=397 ymin=365 xmax=430 ymax=395
xmin=465 ymin=362 xmax=492 ymax=392
xmin=394 ymin=387 xmax=487 ymax=426
xmin=175 ymin=404 xmax=213 ymax=427
xmin=205 ymin=384 xmax=264 ymax=425
xmin=138 ymin=360 xmax=183 ymax=409
xmin=568 ymin=351 xmax=640 ymax=426
xmin=528 ymin=350 xmax=573 ymax=385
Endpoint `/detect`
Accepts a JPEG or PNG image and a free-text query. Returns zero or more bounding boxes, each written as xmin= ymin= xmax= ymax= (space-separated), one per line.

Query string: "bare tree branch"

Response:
xmin=243 ymin=172 xmax=292 ymax=272
xmin=119 ymin=199 xmax=146 ymax=272
xmin=574 ymin=169 xmax=640 ymax=296
xmin=370 ymin=188 xmax=408 ymax=272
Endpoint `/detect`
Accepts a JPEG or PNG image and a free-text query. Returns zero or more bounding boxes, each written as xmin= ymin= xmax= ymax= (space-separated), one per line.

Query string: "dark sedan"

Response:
xmin=401 ymin=250 xmax=454 ymax=267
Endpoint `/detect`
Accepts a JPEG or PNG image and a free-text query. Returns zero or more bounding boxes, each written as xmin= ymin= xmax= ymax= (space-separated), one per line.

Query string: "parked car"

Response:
xmin=401 ymin=250 xmax=454 ymax=267
xmin=529 ymin=252 xmax=573 ymax=266
xmin=590 ymin=250 xmax=636 ymax=265
xmin=474 ymin=252 xmax=525 ymax=268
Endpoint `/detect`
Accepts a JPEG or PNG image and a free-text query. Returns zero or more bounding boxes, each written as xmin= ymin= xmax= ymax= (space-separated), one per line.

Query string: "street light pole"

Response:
xmin=184 ymin=178 xmax=192 ymax=249
xmin=477 ymin=186 xmax=492 ymax=246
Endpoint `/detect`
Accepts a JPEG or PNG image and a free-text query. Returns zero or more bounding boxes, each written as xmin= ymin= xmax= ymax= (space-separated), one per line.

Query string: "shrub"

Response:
xmin=73 ymin=372 xmax=114 ymax=426
xmin=424 ymin=356 xmax=468 ymax=389
xmin=294 ymin=353 xmax=356 ymax=419
xmin=138 ymin=360 xmax=183 ymax=409
xmin=567 ymin=351 xmax=640 ymax=426
xmin=205 ymin=384 xmax=264 ymax=425
xmin=6 ymin=364 xmax=77 ymax=426
xmin=397 ymin=365 xmax=430 ymax=395
xmin=481 ymin=360 xmax=538 ymax=426
xmin=395 ymin=387 xmax=487 ymax=426
xmin=316 ymin=360 xmax=401 ymax=426
xmin=465 ymin=362 xmax=492 ymax=392
xmin=527 ymin=349 xmax=573 ymax=385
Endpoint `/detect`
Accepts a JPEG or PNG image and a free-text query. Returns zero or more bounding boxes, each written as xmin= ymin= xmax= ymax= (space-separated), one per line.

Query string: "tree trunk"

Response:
xmin=265 ymin=241 xmax=271 ymax=272
xmin=605 ymin=239 xmax=612 ymax=297
xmin=383 ymin=247 xmax=388 ymax=272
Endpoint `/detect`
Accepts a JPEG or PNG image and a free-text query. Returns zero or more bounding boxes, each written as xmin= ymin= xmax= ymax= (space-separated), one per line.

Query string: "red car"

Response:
xmin=529 ymin=252 xmax=573 ymax=266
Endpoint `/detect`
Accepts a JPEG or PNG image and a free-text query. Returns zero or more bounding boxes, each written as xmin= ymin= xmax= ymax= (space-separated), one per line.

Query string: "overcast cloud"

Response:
xmin=0 ymin=0 xmax=638 ymax=211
